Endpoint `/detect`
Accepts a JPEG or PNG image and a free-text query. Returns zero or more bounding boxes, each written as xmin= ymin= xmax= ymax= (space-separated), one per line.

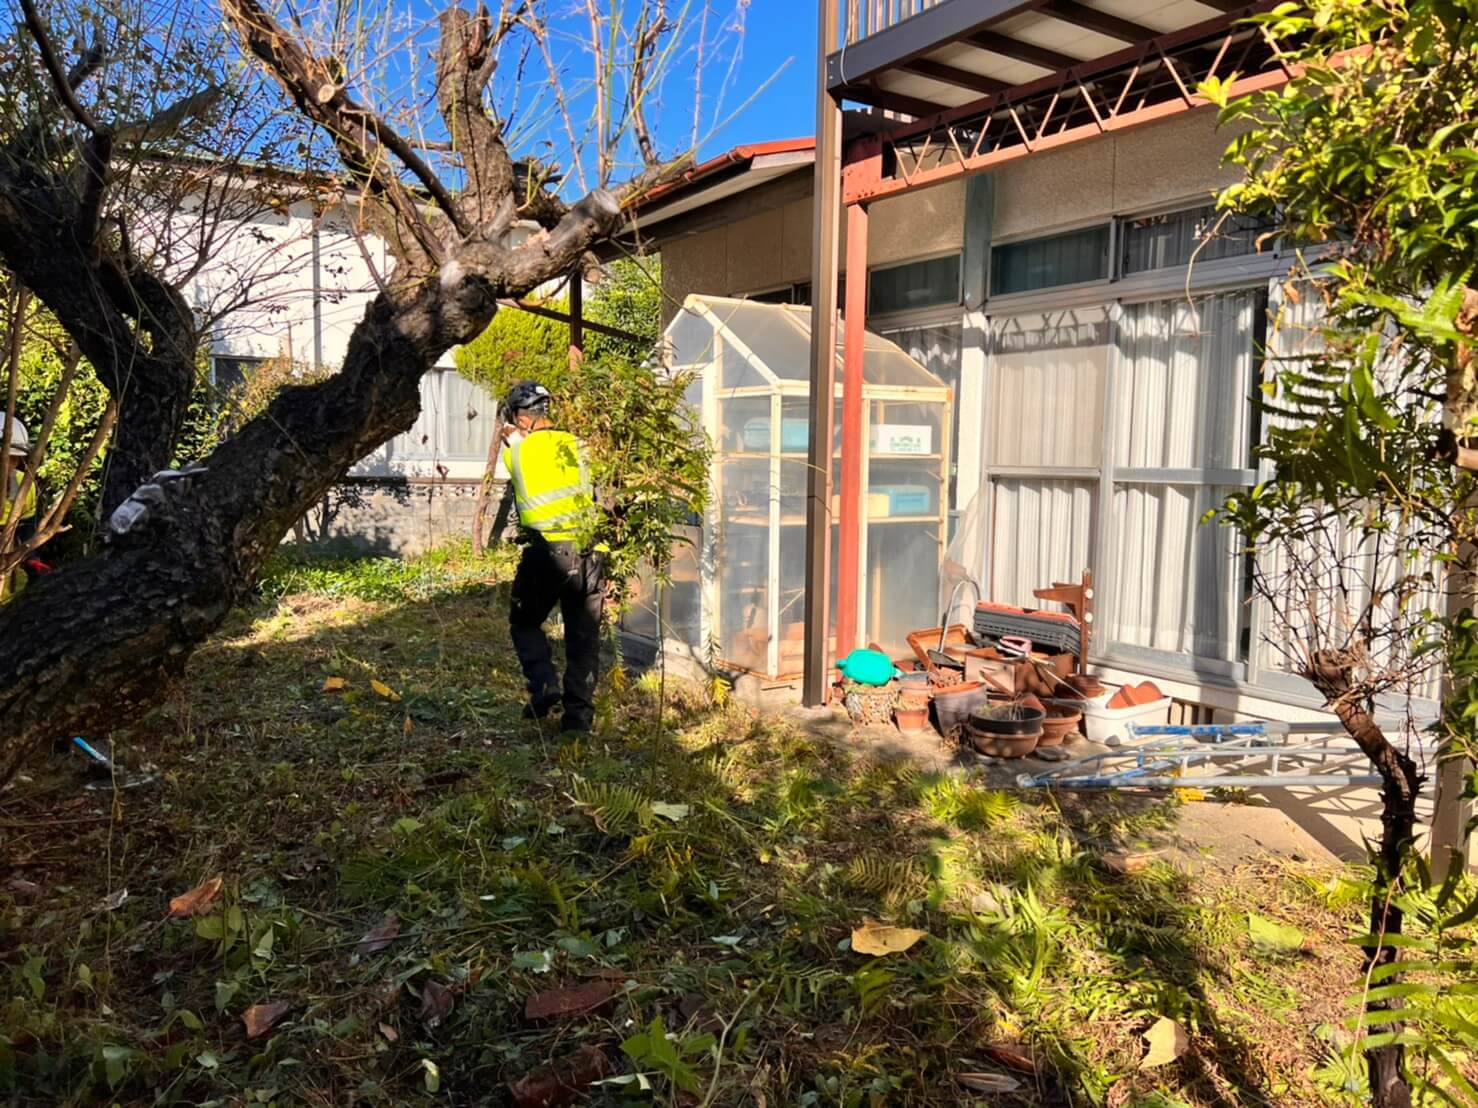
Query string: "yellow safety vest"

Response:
xmin=501 ymin=429 xmax=596 ymax=543
xmin=1 ymin=470 xmax=36 ymax=526
xmin=1 ymin=471 xmax=37 ymax=599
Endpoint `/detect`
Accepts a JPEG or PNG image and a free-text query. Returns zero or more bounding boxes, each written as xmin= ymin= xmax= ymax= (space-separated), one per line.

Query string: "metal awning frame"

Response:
xmin=829 ymin=1 xmax=1274 ymax=118
xmin=842 ymin=8 xmax=1284 ymax=203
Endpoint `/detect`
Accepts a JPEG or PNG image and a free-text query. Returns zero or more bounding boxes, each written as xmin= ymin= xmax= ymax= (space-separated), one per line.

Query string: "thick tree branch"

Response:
xmin=435 ymin=3 xmax=520 ymax=232
xmin=66 ymin=32 xmax=105 ymax=90
xmin=224 ymin=0 xmax=464 ymax=257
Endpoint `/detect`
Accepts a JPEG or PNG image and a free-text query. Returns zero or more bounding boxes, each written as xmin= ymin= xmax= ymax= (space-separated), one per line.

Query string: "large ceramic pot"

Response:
xmin=966 ymin=703 xmax=1046 ymax=758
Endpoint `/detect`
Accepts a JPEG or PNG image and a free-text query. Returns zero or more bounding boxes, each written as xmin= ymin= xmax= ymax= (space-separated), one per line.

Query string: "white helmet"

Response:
xmin=7 ymin=418 xmax=27 ymax=458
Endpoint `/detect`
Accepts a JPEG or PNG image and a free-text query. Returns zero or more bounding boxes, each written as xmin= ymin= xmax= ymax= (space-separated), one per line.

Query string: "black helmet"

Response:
xmin=504 ymin=380 xmax=552 ymax=415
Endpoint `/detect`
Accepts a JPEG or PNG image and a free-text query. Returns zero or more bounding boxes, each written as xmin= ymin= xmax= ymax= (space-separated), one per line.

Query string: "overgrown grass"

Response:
xmin=0 ymin=545 xmax=1385 ymax=1105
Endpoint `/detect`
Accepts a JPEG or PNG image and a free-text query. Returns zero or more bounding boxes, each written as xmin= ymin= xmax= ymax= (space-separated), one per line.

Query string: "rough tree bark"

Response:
xmin=0 ymin=0 xmax=678 ymax=782
xmin=1308 ymin=649 xmax=1423 ymax=1108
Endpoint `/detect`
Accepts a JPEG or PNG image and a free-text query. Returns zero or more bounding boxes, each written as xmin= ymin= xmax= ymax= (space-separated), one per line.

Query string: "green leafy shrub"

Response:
xmin=455 ymin=257 xmax=707 ymax=592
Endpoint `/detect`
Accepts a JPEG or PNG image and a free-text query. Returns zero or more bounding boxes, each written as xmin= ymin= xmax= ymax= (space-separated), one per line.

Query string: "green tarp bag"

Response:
xmin=835 ymin=649 xmax=895 ymax=687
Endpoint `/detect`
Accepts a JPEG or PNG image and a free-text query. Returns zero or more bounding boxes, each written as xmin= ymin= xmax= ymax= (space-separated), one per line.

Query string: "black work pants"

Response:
xmin=508 ymin=537 xmax=605 ymax=732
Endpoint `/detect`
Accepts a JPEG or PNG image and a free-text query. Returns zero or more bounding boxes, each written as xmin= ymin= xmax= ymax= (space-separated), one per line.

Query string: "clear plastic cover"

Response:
xmin=659 ymin=295 xmax=952 ymax=675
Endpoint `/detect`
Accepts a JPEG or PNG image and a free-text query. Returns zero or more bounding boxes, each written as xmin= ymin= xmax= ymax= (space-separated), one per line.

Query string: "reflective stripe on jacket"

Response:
xmin=500 ymin=429 xmax=595 ymax=542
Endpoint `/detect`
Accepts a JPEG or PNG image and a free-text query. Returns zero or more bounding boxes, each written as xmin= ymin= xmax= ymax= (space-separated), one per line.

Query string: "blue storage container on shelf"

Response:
xmin=871 ymin=484 xmax=931 ymax=515
xmin=742 ymin=418 xmax=810 ymax=452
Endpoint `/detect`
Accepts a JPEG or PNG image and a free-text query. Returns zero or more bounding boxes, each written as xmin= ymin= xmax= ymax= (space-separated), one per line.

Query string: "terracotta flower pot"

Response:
xmin=930 ymin=681 xmax=989 ymax=734
xmin=1038 ymin=705 xmax=1082 ymax=747
xmin=967 ymin=703 xmax=1046 ymax=758
xmin=1066 ymin=672 xmax=1104 ymax=699
xmin=894 ymin=703 xmax=929 ymax=734
xmin=969 ymin=727 xmax=1043 ymax=758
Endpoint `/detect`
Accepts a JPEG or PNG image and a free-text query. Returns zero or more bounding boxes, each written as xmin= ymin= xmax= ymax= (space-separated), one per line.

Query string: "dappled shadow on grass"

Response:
xmin=0 ymin=563 xmax=1361 ymax=1107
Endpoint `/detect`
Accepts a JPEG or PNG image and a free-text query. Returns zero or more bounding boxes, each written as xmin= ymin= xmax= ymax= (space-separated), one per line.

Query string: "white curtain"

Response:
xmin=983 ymin=308 xmax=1108 ymax=608
xmin=1102 ymin=292 xmax=1258 ymax=662
xmin=990 ymin=478 xmax=1095 ymax=609
xmin=1250 ymin=287 xmax=1443 ymax=699
xmin=989 ymin=307 xmax=1109 ymax=470
xmin=393 ymin=370 xmax=498 ymax=461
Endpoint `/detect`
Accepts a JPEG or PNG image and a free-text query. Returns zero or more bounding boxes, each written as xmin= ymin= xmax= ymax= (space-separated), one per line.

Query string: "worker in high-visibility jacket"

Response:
xmin=1 ymin=418 xmax=42 ymax=598
xmin=499 ymin=381 xmax=605 ymax=733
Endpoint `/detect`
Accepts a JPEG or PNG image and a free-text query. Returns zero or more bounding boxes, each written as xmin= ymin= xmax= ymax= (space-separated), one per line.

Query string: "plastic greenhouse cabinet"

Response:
xmin=657 ymin=294 xmax=952 ymax=682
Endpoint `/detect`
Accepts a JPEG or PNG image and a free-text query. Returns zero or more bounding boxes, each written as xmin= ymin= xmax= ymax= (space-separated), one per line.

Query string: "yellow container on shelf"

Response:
xmin=831 ymin=493 xmax=891 ymax=518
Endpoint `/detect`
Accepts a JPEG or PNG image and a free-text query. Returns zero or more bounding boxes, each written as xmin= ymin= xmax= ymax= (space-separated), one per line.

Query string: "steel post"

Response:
xmin=802 ymin=0 xmax=843 ymax=707
xmin=835 ymin=202 xmax=869 ymax=659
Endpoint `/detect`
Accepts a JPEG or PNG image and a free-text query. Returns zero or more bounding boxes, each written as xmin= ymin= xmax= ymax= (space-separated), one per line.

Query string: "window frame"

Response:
xmin=866 ymin=249 xmax=963 ymax=317
xmin=973 ymin=200 xmax=1304 ymax=689
xmin=986 ymin=219 xmax=1115 ymax=302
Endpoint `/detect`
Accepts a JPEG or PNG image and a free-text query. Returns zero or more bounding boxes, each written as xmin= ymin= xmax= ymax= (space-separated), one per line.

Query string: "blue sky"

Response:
xmin=700 ymin=0 xmax=816 ymax=154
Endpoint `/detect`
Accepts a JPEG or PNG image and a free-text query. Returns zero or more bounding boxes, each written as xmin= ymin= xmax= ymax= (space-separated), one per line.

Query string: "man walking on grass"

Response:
xmin=499 ymin=380 xmax=605 ymax=734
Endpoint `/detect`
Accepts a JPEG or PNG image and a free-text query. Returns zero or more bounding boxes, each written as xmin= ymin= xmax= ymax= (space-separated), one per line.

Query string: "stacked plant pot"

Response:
xmin=967 ymin=700 xmax=1046 ymax=758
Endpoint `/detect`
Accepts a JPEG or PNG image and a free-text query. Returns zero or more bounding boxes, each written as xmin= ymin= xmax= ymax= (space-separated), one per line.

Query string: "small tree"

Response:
xmin=457 ymin=256 xmax=705 ymax=589
xmin=1205 ymin=2 xmax=1478 ymax=1103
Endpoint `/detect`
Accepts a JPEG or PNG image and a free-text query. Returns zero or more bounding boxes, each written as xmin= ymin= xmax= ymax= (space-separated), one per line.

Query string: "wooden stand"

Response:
xmin=1032 ymin=569 xmax=1094 ymax=673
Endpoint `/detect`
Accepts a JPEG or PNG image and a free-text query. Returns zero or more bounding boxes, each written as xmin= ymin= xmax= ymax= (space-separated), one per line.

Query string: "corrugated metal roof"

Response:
xmin=829 ymin=0 xmax=1268 ymax=119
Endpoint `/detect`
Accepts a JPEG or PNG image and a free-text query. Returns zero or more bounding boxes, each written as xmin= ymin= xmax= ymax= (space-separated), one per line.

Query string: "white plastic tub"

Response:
xmin=1077 ymin=696 xmax=1173 ymax=747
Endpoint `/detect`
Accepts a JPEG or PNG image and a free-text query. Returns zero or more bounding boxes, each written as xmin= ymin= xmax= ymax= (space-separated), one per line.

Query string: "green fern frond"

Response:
xmin=574 ymin=778 xmax=650 ymax=833
xmin=844 ymin=852 xmax=927 ymax=908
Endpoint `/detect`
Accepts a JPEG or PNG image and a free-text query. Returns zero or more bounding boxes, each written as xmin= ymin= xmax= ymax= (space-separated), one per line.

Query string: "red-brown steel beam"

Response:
xmin=842 ymin=62 xmax=1288 ymax=204
xmin=898 ymin=58 xmax=1011 ymax=97
xmin=834 ymin=201 xmax=869 ymax=661
xmin=854 ymin=4 xmax=1274 ymax=148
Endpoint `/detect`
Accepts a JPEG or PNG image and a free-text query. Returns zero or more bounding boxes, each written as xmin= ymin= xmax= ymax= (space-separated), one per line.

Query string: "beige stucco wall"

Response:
xmin=660 ymin=180 xmax=969 ymax=316
xmin=993 ymin=109 xmax=1247 ymax=238
xmin=659 ymin=109 xmax=1240 ymax=311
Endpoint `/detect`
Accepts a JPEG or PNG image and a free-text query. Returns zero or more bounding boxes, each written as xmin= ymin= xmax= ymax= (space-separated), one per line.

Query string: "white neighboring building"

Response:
xmin=179 ymin=182 xmax=528 ymax=552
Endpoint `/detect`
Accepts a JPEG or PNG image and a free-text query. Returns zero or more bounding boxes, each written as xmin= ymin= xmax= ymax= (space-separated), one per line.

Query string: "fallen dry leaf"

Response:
xmin=981 ymin=1041 xmax=1041 ymax=1075
xmin=370 ymin=679 xmax=401 ymax=701
xmin=508 ymin=1044 xmax=612 ymax=1108
xmin=322 ymin=676 xmax=347 ymax=692
xmin=1140 ymin=1016 xmax=1189 ymax=1068
xmin=357 ymin=913 xmax=401 ymax=957
xmin=378 ymin=1021 xmax=399 ymax=1043
xmin=242 ymin=999 xmax=295 ymax=1039
xmin=524 ymin=980 xmax=619 ymax=1022
xmin=1102 ymin=850 xmax=1153 ymax=875
xmin=958 ymin=1072 xmax=1022 ymax=1093
xmin=168 ymin=875 xmax=224 ymax=919
xmin=970 ymin=889 xmax=1003 ymax=915
xmin=421 ymin=979 xmax=455 ymax=1028
xmin=851 ymin=920 xmax=928 ymax=956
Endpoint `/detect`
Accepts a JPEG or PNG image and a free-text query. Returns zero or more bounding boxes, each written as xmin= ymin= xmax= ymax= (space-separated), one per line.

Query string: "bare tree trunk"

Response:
xmin=0 ymin=197 xmax=198 ymax=518
xmin=1309 ymin=651 xmax=1421 ymax=1108
xmin=0 ymin=284 xmax=432 ymax=783
xmin=470 ymin=411 xmax=506 ymax=555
